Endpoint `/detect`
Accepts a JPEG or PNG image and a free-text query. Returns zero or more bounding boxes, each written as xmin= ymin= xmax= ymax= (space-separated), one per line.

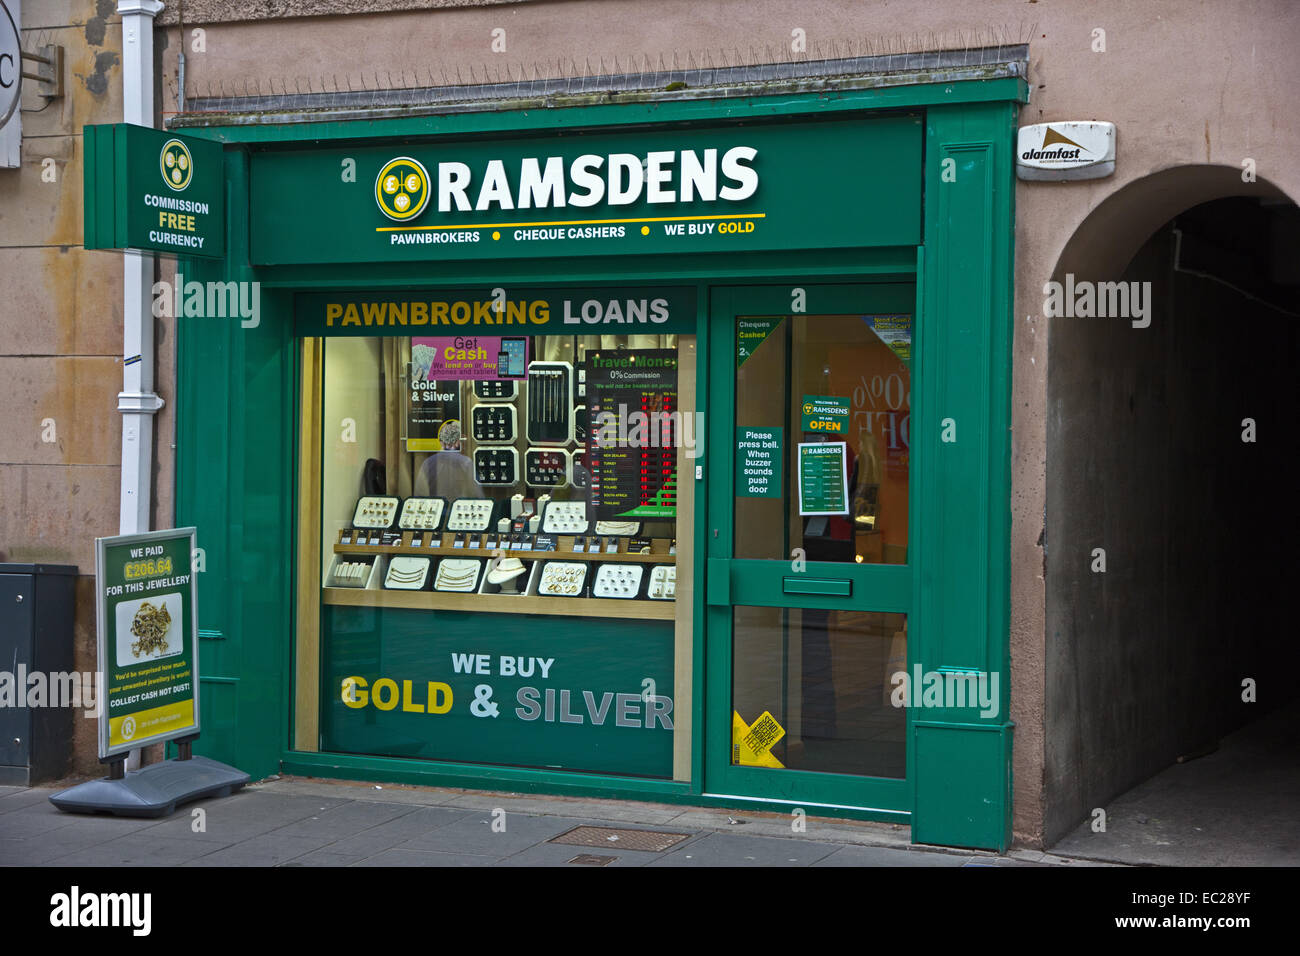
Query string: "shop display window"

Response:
xmin=301 ymin=329 xmax=694 ymax=779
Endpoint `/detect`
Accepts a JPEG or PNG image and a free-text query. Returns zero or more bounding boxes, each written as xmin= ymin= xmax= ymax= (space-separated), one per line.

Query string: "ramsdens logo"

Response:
xmin=375 ymin=156 xmax=431 ymax=222
xmin=50 ymin=886 xmax=151 ymax=936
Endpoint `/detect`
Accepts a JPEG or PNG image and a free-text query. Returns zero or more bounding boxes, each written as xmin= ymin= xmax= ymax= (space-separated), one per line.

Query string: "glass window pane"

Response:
xmin=314 ymin=332 xmax=690 ymax=778
xmin=731 ymin=606 xmax=907 ymax=778
xmin=735 ymin=314 xmax=910 ymax=564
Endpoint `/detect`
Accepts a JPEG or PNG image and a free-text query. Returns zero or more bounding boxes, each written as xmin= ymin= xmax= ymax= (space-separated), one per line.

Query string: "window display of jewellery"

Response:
xmin=384 ymin=556 xmax=432 ymax=590
xmin=592 ymin=563 xmax=645 ymax=599
xmin=472 ymin=403 xmax=517 ymax=443
xmin=541 ymin=500 xmax=589 ymax=535
xmin=594 ymin=520 xmax=640 ymax=537
xmin=329 ymin=558 xmax=375 ymax=588
xmin=526 ymin=361 xmax=574 ymax=445
xmin=537 ymin=560 xmax=587 ymax=597
xmin=647 ymin=565 xmax=676 ymax=601
xmin=397 ymin=497 xmax=446 ymax=531
xmin=434 ymin=557 xmax=483 ymax=592
xmin=474 ymin=379 xmax=517 ymax=401
xmin=446 ymin=497 xmax=496 ymax=532
xmin=351 ymin=495 xmax=400 ymax=529
xmin=322 ymin=533 xmax=677 ymax=618
xmin=474 ymin=447 xmax=519 ymax=486
xmin=525 ymin=447 xmax=570 ymax=486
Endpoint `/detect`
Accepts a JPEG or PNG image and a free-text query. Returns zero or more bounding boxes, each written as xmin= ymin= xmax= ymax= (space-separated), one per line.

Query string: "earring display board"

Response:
xmin=474 ymin=379 xmax=518 ymax=400
xmin=397 ymin=497 xmax=446 ymax=531
xmin=472 ymin=404 xmax=517 ymax=443
xmin=525 ymin=447 xmax=570 ymax=487
xmin=474 ymin=447 xmax=519 ymax=486
xmin=352 ymin=496 xmax=400 ymax=529
xmin=541 ymin=500 xmax=589 ymax=535
xmin=593 ymin=563 xmax=645 ymax=599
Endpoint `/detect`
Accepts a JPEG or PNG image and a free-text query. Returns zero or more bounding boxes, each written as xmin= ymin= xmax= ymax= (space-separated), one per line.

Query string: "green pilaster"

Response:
xmin=911 ymin=102 xmax=1018 ymax=851
xmin=176 ymin=146 xmax=291 ymax=778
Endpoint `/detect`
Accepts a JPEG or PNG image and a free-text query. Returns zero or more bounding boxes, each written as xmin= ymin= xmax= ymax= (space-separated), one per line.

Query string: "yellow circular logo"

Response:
xmin=375 ymin=156 xmax=430 ymax=222
xmin=803 ymin=403 xmax=814 ymax=415
xmin=160 ymin=139 xmax=193 ymax=191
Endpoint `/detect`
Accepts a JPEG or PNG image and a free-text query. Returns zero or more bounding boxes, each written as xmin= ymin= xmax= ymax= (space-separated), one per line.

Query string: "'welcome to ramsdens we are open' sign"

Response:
xmin=84 ymin=123 xmax=225 ymax=258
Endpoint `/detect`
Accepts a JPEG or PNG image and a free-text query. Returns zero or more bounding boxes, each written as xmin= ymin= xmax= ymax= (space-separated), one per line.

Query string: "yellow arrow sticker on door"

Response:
xmin=732 ymin=710 xmax=785 ymax=768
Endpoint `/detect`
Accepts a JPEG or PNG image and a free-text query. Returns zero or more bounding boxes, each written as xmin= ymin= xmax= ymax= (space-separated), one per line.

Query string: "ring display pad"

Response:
xmin=593 ymin=563 xmax=644 ymax=599
xmin=434 ymin=557 xmax=482 ymax=592
xmin=526 ymin=447 xmax=570 ymax=487
xmin=384 ymin=556 xmax=432 ymax=590
xmin=398 ymin=497 xmax=446 ymax=531
xmin=474 ymin=447 xmax=519 ymax=486
xmin=542 ymin=500 xmax=589 ymax=535
xmin=526 ymin=362 xmax=574 ymax=446
xmin=536 ymin=560 xmax=587 ymax=597
xmin=647 ymin=565 xmax=676 ymax=600
xmin=446 ymin=498 xmax=495 ymax=532
xmin=472 ymin=403 xmax=517 ymax=444
xmin=474 ymin=379 xmax=517 ymax=401
xmin=352 ymin=495 xmax=400 ymax=529
xmin=328 ymin=556 xmax=378 ymax=589
xmin=595 ymin=520 xmax=640 ymax=537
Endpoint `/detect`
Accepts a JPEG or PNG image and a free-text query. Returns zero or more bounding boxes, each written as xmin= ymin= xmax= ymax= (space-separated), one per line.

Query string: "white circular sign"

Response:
xmin=0 ymin=1 xmax=20 ymax=128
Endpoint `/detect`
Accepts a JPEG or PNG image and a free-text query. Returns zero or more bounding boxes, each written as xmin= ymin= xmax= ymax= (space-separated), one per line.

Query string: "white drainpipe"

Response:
xmin=116 ymin=0 xmax=165 ymax=534
xmin=116 ymin=0 xmax=165 ymax=771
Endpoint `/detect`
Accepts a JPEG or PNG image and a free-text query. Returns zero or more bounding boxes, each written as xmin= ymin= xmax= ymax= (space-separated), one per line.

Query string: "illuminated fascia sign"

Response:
xmin=1016 ymin=121 xmax=1115 ymax=181
xmin=0 ymin=0 xmax=20 ymax=127
xmin=248 ymin=115 xmax=925 ymax=264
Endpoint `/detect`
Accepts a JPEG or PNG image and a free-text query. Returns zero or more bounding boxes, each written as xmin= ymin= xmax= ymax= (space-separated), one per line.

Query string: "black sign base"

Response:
xmin=47 ymin=755 xmax=250 ymax=817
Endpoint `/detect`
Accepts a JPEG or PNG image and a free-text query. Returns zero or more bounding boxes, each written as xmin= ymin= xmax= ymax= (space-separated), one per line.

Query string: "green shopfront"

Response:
xmin=148 ymin=72 xmax=1022 ymax=850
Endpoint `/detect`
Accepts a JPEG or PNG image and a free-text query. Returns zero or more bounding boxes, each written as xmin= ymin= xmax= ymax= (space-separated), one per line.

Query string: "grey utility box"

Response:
xmin=0 ymin=563 xmax=78 ymax=785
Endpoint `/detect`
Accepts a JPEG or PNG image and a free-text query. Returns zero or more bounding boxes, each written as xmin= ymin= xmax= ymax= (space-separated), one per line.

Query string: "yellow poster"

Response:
xmin=731 ymin=710 xmax=785 ymax=768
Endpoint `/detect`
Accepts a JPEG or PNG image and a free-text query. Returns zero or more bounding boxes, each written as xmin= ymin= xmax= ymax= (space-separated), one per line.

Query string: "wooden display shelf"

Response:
xmin=322 ymin=586 xmax=675 ymax=620
xmin=333 ymin=532 xmax=674 ymax=564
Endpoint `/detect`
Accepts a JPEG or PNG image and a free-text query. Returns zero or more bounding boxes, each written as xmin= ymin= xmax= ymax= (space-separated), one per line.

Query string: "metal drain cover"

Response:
xmin=550 ymin=825 xmax=689 ymax=853
xmin=567 ymin=854 xmax=616 ymax=866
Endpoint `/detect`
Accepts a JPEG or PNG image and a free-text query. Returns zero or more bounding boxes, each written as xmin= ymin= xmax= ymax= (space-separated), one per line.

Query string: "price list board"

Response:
xmin=587 ymin=350 xmax=679 ymax=520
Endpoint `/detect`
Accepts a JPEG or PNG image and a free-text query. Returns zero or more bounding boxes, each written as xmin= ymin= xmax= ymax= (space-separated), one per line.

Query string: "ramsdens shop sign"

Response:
xmin=375 ymin=146 xmax=758 ymax=218
xmin=84 ymin=124 xmax=225 ymax=258
xmin=251 ymin=114 xmax=923 ymax=264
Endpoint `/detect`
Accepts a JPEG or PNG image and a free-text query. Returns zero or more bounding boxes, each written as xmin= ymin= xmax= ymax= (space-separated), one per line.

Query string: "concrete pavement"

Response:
xmin=0 ymin=776 xmax=1093 ymax=867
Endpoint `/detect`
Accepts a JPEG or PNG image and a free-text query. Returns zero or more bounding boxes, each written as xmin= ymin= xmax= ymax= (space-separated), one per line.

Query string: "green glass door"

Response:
xmin=706 ymin=284 xmax=917 ymax=815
